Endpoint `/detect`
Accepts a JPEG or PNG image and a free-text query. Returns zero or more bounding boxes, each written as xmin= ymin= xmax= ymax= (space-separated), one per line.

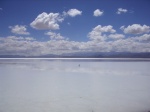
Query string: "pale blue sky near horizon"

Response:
xmin=0 ymin=0 xmax=150 ymax=55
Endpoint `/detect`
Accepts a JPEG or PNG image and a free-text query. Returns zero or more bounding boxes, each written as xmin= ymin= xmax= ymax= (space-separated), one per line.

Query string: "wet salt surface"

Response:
xmin=0 ymin=59 xmax=150 ymax=112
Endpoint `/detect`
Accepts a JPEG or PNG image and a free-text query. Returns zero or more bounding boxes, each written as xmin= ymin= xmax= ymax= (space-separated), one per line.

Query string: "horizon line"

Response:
xmin=0 ymin=58 xmax=150 ymax=60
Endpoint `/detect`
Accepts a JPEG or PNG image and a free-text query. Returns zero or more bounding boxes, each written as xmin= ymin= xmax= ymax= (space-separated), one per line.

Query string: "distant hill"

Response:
xmin=0 ymin=52 xmax=150 ymax=58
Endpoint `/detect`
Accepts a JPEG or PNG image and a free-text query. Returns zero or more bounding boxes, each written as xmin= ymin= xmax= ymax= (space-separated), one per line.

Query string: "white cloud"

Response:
xmin=0 ymin=33 xmax=150 ymax=56
xmin=67 ymin=9 xmax=82 ymax=17
xmin=0 ymin=36 xmax=35 ymax=42
xmin=30 ymin=9 xmax=82 ymax=30
xmin=0 ymin=36 xmax=38 ymax=56
xmin=30 ymin=12 xmax=64 ymax=30
xmin=9 ymin=25 xmax=30 ymax=35
xmin=0 ymin=8 xmax=2 ymax=11
xmin=108 ymin=34 xmax=125 ymax=40
xmin=94 ymin=25 xmax=116 ymax=33
xmin=45 ymin=31 xmax=65 ymax=40
xmin=117 ymin=8 xmax=128 ymax=14
xmin=131 ymin=34 xmax=150 ymax=42
xmin=138 ymin=34 xmax=150 ymax=42
xmin=1 ymin=23 xmax=150 ymax=56
xmin=25 ymin=37 xmax=36 ymax=41
xmin=88 ymin=25 xmax=116 ymax=41
xmin=120 ymin=24 xmax=150 ymax=34
xmin=0 ymin=36 xmax=82 ymax=56
xmin=93 ymin=9 xmax=104 ymax=17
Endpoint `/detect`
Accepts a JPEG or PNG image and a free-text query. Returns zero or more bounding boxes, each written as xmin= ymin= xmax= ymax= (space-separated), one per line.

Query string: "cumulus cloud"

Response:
xmin=0 ymin=33 xmax=150 ymax=56
xmin=138 ymin=34 xmax=150 ymax=42
xmin=30 ymin=9 xmax=82 ymax=30
xmin=116 ymin=8 xmax=128 ymax=14
xmin=94 ymin=25 xmax=116 ymax=33
xmin=108 ymin=34 xmax=125 ymax=40
xmin=30 ymin=12 xmax=64 ymax=30
xmin=66 ymin=9 xmax=82 ymax=17
xmin=25 ymin=37 xmax=36 ymax=41
xmin=0 ymin=36 xmax=37 ymax=55
xmin=0 ymin=36 xmax=82 ymax=56
xmin=9 ymin=25 xmax=30 ymax=35
xmin=120 ymin=24 xmax=150 ymax=34
xmin=1 ymin=23 xmax=150 ymax=56
xmin=88 ymin=25 xmax=116 ymax=41
xmin=131 ymin=34 xmax=150 ymax=42
xmin=93 ymin=9 xmax=104 ymax=17
xmin=0 ymin=36 xmax=35 ymax=43
xmin=45 ymin=31 xmax=65 ymax=40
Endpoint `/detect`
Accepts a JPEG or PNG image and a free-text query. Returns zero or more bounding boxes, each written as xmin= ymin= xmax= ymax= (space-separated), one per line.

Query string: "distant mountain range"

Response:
xmin=0 ymin=52 xmax=150 ymax=58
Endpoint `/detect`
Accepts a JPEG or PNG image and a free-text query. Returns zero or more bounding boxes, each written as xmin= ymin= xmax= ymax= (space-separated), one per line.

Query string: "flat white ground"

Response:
xmin=0 ymin=59 xmax=150 ymax=112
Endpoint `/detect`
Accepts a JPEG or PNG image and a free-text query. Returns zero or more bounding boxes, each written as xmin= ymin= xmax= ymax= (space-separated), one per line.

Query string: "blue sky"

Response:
xmin=0 ymin=0 xmax=150 ymax=56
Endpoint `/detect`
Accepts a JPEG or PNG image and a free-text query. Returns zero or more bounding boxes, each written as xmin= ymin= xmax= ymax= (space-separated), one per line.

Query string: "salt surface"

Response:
xmin=0 ymin=59 xmax=150 ymax=112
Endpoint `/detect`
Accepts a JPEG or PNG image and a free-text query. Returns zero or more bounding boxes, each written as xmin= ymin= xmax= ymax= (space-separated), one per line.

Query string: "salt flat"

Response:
xmin=0 ymin=59 xmax=150 ymax=112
